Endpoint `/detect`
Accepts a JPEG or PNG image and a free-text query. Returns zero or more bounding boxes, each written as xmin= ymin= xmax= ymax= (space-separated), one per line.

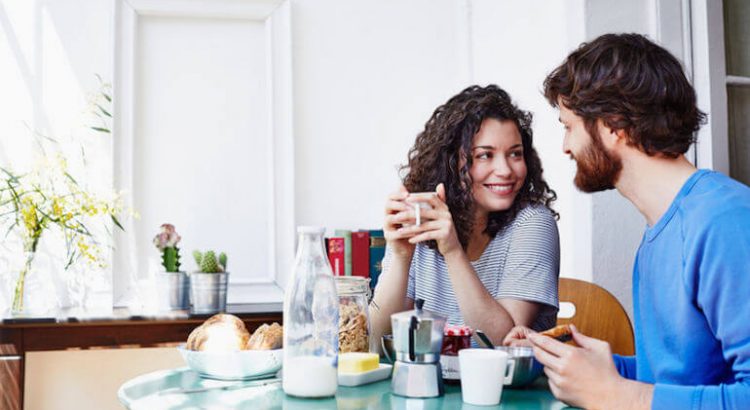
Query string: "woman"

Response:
xmin=371 ymin=85 xmax=560 ymax=346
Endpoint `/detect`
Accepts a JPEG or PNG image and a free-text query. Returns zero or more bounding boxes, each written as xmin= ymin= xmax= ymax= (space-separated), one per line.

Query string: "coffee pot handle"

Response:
xmin=408 ymin=316 xmax=419 ymax=361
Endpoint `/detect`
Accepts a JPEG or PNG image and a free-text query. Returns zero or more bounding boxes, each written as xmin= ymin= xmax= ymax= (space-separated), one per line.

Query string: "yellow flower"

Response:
xmin=20 ymin=197 xmax=40 ymax=237
xmin=52 ymin=197 xmax=63 ymax=217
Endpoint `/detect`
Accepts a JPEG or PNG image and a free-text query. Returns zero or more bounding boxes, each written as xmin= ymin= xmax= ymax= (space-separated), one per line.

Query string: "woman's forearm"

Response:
xmin=442 ymin=250 xmax=521 ymax=345
xmin=369 ymin=254 xmax=413 ymax=348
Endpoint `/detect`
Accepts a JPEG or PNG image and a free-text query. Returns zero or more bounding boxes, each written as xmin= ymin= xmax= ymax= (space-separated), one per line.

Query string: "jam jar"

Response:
xmin=440 ymin=324 xmax=472 ymax=382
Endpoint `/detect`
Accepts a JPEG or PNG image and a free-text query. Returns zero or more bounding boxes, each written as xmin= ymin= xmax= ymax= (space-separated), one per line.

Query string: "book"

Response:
xmin=327 ymin=237 xmax=345 ymax=276
xmin=335 ymin=229 xmax=353 ymax=276
xmin=351 ymin=231 xmax=370 ymax=278
xmin=368 ymin=230 xmax=385 ymax=289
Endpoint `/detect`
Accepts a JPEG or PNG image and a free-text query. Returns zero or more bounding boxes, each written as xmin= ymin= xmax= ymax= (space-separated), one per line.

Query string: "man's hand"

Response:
xmin=527 ymin=325 xmax=650 ymax=409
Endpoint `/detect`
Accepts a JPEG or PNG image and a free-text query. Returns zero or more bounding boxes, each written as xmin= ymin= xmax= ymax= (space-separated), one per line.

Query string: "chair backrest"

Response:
xmin=557 ymin=278 xmax=635 ymax=356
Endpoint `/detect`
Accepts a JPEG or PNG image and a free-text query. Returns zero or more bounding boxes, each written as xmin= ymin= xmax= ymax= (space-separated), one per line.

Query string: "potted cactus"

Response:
xmin=153 ymin=224 xmax=189 ymax=310
xmin=189 ymin=249 xmax=229 ymax=314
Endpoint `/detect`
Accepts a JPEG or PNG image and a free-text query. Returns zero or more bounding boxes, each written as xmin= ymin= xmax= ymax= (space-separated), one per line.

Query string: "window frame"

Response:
xmin=112 ymin=0 xmax=295 ymax=306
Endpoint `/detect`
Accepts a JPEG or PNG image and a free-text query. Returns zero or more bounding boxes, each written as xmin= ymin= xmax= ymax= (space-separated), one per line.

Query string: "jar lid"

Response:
xmin=335 ymin=276 xmax=371 ymax=296
xmin=444 ymin=324 xmax=472 ymax=336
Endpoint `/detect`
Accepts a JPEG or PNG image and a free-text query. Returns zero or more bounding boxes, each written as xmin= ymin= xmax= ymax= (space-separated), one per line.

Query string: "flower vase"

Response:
xmin=8 ymin=251 xmax=57 ymax=317
xmin=11 ymin=251 xmax=35 ymax=315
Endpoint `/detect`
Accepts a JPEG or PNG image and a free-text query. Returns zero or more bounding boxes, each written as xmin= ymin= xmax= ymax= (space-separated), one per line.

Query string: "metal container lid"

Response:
xmin=391 ymin=299 xmax=446 ymax=324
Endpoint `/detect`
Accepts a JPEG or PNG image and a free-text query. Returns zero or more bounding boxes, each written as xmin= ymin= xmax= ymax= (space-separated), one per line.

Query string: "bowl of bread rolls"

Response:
xmin=178 ymin=313 xmax=283 ymax=380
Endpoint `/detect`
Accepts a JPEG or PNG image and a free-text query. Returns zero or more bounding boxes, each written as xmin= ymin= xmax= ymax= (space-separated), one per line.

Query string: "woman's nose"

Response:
xmin=493 ymin=158 xmax=512 ymax=177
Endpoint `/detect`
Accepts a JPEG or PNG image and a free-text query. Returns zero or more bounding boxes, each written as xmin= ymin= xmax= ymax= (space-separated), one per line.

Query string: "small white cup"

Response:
xmin=459 ymin=348 xmax=515 ymax=406
xmin=405 ymin=192 xmax=436 ymax=227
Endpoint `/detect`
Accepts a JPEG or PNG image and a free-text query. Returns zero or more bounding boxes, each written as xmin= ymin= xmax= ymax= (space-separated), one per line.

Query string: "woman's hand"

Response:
xmin=402 ymin=183 xmax=462 ymax=257
xmin=384 ymin=185 xmax=417 ymax=258
xmin=502 ymin=325 xmax=535 ymax=347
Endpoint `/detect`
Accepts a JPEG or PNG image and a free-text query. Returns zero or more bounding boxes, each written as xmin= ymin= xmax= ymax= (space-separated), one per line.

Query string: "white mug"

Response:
xmin=458 ymin=348 xmax=515 ymax=406
xmin=405 ymin=192 xmax=436 ymax=227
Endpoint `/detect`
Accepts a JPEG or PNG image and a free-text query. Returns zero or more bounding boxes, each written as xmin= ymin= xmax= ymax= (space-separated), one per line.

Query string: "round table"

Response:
xmin=118 ymin=367 xmax=573 ymax=409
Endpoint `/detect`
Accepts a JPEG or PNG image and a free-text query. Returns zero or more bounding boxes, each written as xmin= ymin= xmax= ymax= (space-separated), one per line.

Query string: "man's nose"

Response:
xmin=562 ymin=135 xmax=571 ymax=155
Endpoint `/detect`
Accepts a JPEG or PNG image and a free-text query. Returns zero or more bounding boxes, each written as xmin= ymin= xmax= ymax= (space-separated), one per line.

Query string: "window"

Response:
xmin=724 ymin=0 xmax=750 ymax=185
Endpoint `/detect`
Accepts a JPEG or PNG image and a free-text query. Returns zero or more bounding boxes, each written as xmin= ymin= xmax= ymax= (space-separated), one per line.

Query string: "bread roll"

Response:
xmin=539 ymin=324 xmax=573 ymax=342
xmin=186 ymin=313 xmax=250 ymax=352
xmin=246 ymin=322 xmax=283 ymax=350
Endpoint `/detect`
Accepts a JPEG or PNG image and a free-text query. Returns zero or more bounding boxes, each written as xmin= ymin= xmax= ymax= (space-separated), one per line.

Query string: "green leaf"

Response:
xmin=111 ymin=215 xmax=124 ymax=231
xmin=95 ymin=104 xmax=112 ymax=118
xmin=63 ymin=172 xmax=79 ymax=185
xmin=4 ymin=220 xmax=19 ymax=238
xmin=91 ymin=127 xmax=111 ymax=133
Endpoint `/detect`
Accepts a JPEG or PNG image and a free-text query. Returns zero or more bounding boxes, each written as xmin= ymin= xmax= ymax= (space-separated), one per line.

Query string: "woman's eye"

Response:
xmin=475 ymin=152 xmax=491 ymax=160
xmin=509 ymin=151 xmax=524 ymax=158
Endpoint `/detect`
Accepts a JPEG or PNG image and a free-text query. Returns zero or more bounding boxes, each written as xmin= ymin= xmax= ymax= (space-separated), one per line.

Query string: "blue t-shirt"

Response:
xmin=613 ymin=170 xmax=750 ymax=409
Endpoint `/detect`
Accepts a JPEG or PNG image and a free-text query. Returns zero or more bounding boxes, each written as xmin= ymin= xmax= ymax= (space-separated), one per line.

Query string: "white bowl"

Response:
xmin=177 ymin=345 xmax=282 ymax=381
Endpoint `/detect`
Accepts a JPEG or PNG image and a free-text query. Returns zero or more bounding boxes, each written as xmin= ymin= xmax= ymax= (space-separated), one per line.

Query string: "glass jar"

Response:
xmin=440 ymin=325 xmax=472 ymax=382
xmin=335 ymin=276 xmax=371 ymax=353
xmin=282 ymin=226 xmax=339 ymax=398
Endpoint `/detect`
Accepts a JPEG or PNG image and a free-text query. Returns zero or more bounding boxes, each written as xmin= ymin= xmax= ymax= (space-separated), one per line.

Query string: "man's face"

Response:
xmin=558 ymin=103 xmax=622 ymax=192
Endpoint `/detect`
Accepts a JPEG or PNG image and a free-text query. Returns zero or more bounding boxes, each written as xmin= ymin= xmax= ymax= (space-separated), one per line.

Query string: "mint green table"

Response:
xmin=118 ymin=367 xmax=573 ymax=409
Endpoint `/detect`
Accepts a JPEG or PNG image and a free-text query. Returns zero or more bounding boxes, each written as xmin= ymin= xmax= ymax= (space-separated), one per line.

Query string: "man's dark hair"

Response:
xmin=544 ymin=33 xmax=706 ymax=157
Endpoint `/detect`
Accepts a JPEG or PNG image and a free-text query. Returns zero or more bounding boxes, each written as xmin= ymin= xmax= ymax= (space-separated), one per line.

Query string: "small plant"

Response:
xmin=153 ymin=224 xmax=182 ymax=272
xmin=193 ymin=249 xmax=227 ymax=273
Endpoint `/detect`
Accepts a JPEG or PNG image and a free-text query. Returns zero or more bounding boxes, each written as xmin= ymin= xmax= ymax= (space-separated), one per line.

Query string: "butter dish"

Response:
xmin=338 ymin=363 xmax=393 ymax=387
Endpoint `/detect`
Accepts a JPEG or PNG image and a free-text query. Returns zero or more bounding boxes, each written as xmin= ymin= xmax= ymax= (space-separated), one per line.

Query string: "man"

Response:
xmin=506 ymin=33 xmax=750 ymax=409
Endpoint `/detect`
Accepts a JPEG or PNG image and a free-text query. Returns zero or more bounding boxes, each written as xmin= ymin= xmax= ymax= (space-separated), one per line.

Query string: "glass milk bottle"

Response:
xmin=283 ymin=226 xmax=339 ymax=397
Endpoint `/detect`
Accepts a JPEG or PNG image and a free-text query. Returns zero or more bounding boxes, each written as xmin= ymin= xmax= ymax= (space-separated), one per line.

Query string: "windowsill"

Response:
xmin=0 ymin=302 xmax=282 ymax=325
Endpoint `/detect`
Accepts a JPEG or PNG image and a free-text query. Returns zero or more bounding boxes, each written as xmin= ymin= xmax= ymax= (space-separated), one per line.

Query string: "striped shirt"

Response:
xmin=381 ymin=203 xmax=560 ymax=331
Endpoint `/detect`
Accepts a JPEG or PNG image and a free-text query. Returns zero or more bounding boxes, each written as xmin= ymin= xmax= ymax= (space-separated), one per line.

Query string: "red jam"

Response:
xmin=441 ymin=325 xmax=472 ymax=355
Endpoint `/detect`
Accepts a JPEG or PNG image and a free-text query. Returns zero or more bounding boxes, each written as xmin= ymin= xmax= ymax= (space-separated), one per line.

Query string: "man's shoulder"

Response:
xmin=680 ymin=171 xmax=750 ymax=231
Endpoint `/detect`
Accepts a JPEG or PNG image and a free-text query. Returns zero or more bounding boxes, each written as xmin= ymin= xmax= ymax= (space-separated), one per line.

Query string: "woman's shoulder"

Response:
xmin=511 ymin=203 xmax=557 ymax=226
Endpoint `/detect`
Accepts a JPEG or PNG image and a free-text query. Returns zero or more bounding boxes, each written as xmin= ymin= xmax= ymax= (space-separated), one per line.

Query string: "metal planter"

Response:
xmin=189 ymin=272 xmax=229 ymax=314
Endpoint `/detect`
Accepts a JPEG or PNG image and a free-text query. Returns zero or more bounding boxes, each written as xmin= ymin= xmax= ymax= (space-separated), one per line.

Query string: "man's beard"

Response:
xmin=572 ymin=133 xmax=622 ymax=193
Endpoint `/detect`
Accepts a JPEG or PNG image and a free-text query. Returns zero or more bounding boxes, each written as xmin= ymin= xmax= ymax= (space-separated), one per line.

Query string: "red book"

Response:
xmin=327 ymin=237 xmax=345 ymax=276
xmin=351 ymin=231 xmax=370 ymax=278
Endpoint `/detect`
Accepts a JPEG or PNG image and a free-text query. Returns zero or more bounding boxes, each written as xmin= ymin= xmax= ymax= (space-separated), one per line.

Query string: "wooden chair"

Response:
xmin=557 ymin=278 xmax=635 ymax=356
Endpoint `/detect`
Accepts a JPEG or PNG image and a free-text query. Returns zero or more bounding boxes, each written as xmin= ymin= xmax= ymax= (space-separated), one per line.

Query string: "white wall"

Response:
xmin=293 ymin=0 xmax=592 ymax=284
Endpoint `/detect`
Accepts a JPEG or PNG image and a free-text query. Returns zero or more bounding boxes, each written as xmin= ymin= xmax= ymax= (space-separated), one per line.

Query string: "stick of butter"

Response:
xmin=338 ymin=352 xmax=379 ymax=374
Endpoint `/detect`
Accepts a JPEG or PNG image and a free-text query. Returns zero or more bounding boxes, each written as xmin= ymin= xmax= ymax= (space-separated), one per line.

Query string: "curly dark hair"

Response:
xmin=543 ymin=33 xmax=706 ymax=157
xmin=401 ymin=84 xmax=557 ymax=250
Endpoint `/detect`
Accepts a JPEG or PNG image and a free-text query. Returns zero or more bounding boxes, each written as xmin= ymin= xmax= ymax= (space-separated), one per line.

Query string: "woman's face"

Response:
xmin=469 ymin=118 xmax=527 ymax=216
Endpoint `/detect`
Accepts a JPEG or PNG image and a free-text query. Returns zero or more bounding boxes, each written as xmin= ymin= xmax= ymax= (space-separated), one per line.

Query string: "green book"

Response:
xmin=335 ymin=229 xmax=352 ymax=276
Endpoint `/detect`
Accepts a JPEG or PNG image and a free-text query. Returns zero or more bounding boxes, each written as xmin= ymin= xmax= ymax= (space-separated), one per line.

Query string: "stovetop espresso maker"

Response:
xmin=390 ymin=299 xmax=447 ymax=398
